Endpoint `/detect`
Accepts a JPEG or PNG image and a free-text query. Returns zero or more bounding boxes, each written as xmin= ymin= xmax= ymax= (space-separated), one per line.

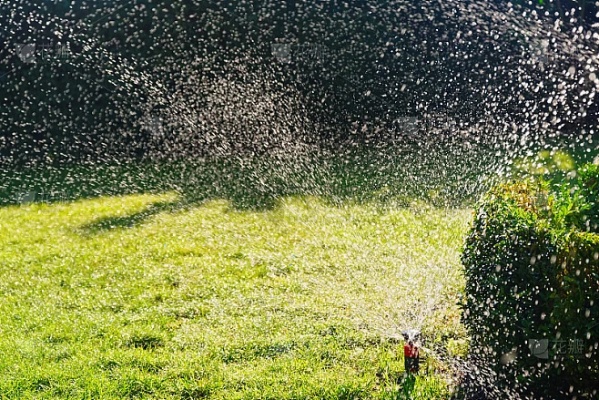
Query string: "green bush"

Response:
xmin=461 ymin=164 xmax=599 ymax=398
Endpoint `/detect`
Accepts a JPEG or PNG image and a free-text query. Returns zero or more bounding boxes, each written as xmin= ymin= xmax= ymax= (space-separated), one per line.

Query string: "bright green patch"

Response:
xmin=0 ymin=194 xmax=470 ymax=399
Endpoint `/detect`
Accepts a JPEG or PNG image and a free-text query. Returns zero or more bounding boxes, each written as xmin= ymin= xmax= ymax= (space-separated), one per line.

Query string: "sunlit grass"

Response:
xmin=0 ymin=193 xmax=471 ymax=399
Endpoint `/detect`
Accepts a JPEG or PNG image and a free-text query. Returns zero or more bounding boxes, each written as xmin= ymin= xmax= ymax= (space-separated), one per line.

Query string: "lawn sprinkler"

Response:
xmin=402 ymin=329 xmax=421 ymax=374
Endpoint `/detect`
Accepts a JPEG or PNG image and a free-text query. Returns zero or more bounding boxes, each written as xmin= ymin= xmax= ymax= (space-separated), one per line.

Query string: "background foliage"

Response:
xmin=461 ymin=163 xmax=599 ymax=398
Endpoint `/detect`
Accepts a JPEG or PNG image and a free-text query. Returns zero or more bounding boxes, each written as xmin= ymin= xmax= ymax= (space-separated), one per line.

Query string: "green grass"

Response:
xmin=0 ymin=192 xmax=470 ymax=399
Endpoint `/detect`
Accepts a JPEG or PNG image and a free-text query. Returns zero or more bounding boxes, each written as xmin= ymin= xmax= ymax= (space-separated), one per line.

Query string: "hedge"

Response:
xmin=461 ymin=163 xmax=599 ymax=398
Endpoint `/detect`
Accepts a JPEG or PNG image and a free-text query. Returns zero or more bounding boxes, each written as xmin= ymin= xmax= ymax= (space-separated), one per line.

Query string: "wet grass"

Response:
xmin=0 ymin=192 xmax=471 ymax=399
xmin=0 ymin=143 xmax=490 ymax=210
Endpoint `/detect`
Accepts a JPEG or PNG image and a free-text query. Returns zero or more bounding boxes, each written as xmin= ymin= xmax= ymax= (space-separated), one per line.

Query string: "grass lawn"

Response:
xmin=0 ymin=192 xmax=470 ymax=399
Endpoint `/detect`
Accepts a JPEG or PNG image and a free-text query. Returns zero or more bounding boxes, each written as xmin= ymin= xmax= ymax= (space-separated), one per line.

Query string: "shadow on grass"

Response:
xmin=76 ymin=167 xmax=289 ymax=234
xmin=1 ymin=148 xmax=492 ymax=233
xmin=78 ymin=199 xmax=188 ymax=234
xmin=77 ymin=192 xmax=284 ymax=237
xmin=2 ymin=134 xmax=596 ymax=217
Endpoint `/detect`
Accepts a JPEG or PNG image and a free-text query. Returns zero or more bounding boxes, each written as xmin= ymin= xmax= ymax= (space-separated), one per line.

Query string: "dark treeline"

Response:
xmin=1 ymin=0 xmax=598 ymax=167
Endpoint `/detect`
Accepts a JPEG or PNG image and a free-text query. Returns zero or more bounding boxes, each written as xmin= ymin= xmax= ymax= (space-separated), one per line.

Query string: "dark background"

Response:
xmin=1 ymin=0 xmax=598 ymax=167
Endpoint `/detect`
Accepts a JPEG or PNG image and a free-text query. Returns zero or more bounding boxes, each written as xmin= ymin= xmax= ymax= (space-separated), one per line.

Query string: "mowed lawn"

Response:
xmin=0 ymin=193 xmax=471 ymax=399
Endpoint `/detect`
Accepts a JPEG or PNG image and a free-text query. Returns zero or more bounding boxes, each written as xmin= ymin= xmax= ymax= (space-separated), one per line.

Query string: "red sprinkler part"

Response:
xmin=404 ymin=341 xmax=420 ymax=373
xmin=404 ymin=342 xmax=419 ymax=358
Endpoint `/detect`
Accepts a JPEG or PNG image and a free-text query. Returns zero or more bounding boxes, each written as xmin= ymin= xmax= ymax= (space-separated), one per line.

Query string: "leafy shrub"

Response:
xmin=557 ymin=163 xmax=599 ymax=232
xmin=461 ymin=164 xmax=599 ymax=398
